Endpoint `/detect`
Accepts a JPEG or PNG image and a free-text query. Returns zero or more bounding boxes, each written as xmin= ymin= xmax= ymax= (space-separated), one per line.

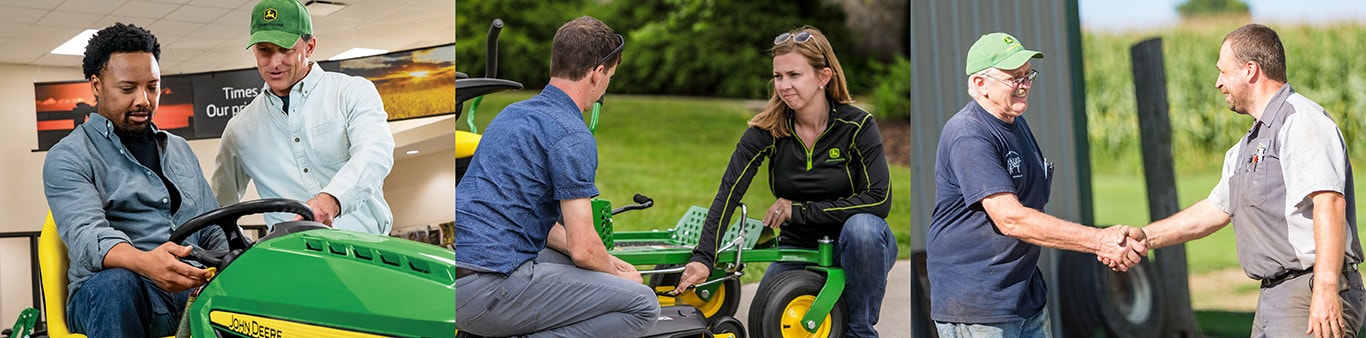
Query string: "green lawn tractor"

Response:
xmin=5 ymin=198 xmax=454 ymax=338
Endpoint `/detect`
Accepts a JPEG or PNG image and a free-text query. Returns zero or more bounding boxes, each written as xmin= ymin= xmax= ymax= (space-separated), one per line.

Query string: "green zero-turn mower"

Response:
xmin=600 ymin=196 xmax=849 ymax=338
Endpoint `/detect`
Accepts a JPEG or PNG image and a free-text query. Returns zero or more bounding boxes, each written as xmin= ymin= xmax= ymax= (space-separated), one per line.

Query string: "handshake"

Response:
xmin=1094 ymin=225 xmax=1149 ymax=272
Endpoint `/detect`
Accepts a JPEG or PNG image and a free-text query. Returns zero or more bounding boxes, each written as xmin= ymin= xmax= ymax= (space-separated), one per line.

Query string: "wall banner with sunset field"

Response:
xmin=33 ymin=43 xmax=455 ymax=151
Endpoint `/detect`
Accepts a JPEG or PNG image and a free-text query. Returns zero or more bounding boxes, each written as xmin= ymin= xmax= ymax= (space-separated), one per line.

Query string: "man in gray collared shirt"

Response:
xmin=1132 ymin=24 xmax=1365 ymax=338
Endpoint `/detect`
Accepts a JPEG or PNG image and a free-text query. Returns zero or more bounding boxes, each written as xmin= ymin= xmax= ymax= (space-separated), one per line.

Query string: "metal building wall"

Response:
xmin=909 ymin=0 xmax=1090 ymax=335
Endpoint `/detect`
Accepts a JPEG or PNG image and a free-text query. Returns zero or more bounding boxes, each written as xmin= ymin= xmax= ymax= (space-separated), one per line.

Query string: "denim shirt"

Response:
xmin=213 ymin=62 xmax=395 ymax=234
xmin=43 ymin=113 xmax=227 ymax=294
xmin=455 ymin=85 xmax=599 ymax=274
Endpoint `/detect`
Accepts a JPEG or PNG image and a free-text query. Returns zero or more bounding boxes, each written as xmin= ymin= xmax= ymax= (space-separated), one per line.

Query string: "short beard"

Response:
xmin=113 ymin=122 xmax=151 ymax=138
xmin=1227 ymin=93 xmax=1250 ymax=115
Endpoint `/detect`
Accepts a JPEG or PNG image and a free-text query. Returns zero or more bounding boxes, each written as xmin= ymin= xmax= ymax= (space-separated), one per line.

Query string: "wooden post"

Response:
xmin=1130 ymin=37 xmax=1202 ymax=337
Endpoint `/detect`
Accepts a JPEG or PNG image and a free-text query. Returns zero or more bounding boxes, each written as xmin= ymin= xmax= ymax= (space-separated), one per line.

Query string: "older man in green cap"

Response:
xmin=213 ymin=0 xmax=396 ymax=235
xmin=927 ymin=32 xmax=1149 ymax=337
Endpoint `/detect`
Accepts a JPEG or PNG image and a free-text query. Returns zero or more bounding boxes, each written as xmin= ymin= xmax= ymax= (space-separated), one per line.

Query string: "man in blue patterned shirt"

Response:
xmin=455 ymin=16 xmax=659 ymax=337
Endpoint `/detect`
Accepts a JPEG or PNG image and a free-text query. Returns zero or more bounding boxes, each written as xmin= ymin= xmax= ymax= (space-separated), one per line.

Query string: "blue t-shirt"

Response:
xmin=455 ymin=85 xmax=599 ymax=274
xmin=928 ymin=101 xmax=1053 ymax=323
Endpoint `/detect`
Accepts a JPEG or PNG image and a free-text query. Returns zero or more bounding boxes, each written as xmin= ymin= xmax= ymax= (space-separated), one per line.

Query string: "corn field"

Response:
xmin=1084 ymin=21 xmax=1366 ymax=174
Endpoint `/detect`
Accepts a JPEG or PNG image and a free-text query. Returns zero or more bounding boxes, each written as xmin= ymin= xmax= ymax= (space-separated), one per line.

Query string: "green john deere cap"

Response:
xmin=248 ymin=0 xmax=312 ymax=49
xmin=965 ymin=32 xmax=1044 ymax=75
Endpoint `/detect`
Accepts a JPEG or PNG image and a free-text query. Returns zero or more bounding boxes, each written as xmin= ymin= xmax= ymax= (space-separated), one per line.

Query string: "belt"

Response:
xmin=1261 ymin=264 xmax=1359 ymax=289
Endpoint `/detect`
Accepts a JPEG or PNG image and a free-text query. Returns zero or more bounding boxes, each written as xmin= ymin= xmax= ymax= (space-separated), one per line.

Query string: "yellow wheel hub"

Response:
xmin=678 ymin=283 xmax=727 ymax=317
xmin=779 ymin=295 xmax=831 ymax=337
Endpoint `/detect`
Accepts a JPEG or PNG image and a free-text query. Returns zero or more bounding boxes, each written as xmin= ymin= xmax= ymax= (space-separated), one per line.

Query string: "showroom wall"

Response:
xmin=0 ymin=63 xmax=455 ymax=328
xmin=0 ymin=63 xmax=76 ymax=330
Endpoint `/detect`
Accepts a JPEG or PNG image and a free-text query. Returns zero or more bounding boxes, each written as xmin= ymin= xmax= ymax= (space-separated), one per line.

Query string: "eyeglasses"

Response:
xmin=597 ymin=34 xmax=625 ymax=67
xmin=981 ymin=69 xmax=1039 ymax=87
xmin=773 ymin=31 xmax=814 ymax=45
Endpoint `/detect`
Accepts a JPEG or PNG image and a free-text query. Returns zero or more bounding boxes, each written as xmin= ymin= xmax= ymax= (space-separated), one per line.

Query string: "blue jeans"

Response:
xmin=759 ymin=213 xmax=898 ymax=338
xmin=456 ymin=248 xmax=660 ymax=337
xmin=934 ymin=307 xmax=1053 ymax=338
xmin=66 ymin=268 xmax=192 ymax=337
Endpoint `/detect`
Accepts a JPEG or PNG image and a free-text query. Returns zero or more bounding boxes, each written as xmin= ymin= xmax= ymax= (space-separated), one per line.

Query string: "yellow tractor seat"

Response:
xmin=39 ymin=212 xmax=177 ymax=338
xmin=455 ymin=130 xmax=481 ymax=159
xmin=39 ymin=211 xmax=84 ymax=338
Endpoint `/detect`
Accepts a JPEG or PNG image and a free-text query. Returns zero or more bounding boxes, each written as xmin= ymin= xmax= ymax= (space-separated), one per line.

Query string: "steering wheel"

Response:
xmin=169 ymin=198 xmax=315 ymax=269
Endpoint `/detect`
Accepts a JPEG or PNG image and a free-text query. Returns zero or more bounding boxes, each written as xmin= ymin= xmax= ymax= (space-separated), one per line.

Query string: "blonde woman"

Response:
xmin=676 ymin=26 xmax=895 ymax=338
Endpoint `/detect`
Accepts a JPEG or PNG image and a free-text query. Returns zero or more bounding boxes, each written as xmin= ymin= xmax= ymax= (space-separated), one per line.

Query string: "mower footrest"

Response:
xmin=639 ymin=306 xmax=711 ymax=338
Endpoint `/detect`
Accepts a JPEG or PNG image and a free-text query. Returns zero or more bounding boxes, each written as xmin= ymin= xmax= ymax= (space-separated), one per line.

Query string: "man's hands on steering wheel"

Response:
xmin=169 ymin=199 xmax=316 ymax=270
xmin=106 ymin=242 xmax=212 ymax=292
xmin=293 ymin=193 xmax=340 ymax=226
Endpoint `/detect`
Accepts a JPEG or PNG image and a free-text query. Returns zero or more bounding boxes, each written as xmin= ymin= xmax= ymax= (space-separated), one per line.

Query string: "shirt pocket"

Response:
xmin=1250 ymin=153 xmax=1284 ymax=206
xmin=1230 ymin=151 xmax=1281 ymax=207
xmin=309 ymin=118 xmax=350 ymax=166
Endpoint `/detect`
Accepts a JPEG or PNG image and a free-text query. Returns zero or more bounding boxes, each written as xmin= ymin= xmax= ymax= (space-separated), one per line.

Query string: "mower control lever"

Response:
xmin=610 ymin=193 xmax=654 ymax=215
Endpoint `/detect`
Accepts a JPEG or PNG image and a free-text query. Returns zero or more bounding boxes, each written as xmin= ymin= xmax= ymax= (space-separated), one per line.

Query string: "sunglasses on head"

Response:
xmin=773 ymin=31 xmax=814 ymax=45
xmin=597 ymin=34 xmax=625 ymax=67
xmin=773 ymin=30 xmax=832 ymax=70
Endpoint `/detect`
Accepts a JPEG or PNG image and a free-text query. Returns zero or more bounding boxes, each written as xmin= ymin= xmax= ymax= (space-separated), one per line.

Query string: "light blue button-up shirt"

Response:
xmin=43 ymin=114 xmax=227 ymax=294
xmin=213 ymin=62 xmax=395 ymax=235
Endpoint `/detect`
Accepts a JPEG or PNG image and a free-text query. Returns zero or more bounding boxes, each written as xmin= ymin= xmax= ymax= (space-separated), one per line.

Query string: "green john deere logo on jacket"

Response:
xmin=826 ymin=147 xmax=846 ymax=164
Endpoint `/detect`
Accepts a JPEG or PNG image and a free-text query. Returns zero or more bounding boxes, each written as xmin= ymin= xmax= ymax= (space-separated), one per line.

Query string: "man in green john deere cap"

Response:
xmin=213 ymin=0 xmax=396 ymax=235
xmin=928 ymin=32 xmax=1149 ymax=337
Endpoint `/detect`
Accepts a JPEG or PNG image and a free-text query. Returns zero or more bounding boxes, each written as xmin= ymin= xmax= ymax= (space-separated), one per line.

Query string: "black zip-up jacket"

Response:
xmin=689 ymin=102 xmax=891 ymax=268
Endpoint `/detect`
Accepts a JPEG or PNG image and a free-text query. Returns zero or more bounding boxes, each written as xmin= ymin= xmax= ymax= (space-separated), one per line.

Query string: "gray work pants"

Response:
xmin=456 ymin=248 xmax=660 ymax=337
xmin=1253 ymin=270 xmax=1366 ymax=337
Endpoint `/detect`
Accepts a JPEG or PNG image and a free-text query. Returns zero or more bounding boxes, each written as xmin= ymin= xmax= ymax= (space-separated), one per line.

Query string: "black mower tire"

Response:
xmin=747 ymin=269 xmax=846 ymax=338
xmin=649 ymin=264 xmax=741 ymax=319
xmin=708 ymin=316 xmax=746 ymax=338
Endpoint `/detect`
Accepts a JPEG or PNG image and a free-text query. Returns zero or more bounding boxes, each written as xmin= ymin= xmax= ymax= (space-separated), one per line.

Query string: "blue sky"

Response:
xmin=1080 ymin=0 xmax=1366 ymax=32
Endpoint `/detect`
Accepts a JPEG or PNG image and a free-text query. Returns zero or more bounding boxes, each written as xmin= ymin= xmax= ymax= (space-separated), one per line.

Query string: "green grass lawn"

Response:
xmin=461 ymin=91 xmax=912 ymax=266
xmin=1092 ymin=170 xmax=1239 ymax=274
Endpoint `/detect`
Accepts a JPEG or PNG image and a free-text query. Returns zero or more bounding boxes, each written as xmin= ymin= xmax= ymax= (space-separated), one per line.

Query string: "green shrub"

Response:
xmin=869 ymin=55 xmax=911 ymax=119
xmin=458 ymin=0 xmax=877 ymax=99
xmin=605 ymin=0 xmax=861 ymax=98
xmin=1177 ymin=0 xmax=1250 ymax=19
xmin=457 ymin=0 xmax=613 ymax=87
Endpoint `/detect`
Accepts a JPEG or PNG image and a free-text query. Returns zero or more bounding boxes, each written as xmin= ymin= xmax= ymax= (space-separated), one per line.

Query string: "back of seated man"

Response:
xmin=454 ymin=16 xmax=659 ymax=337
xmin=42 ymin=22 xmax=228 ymax=337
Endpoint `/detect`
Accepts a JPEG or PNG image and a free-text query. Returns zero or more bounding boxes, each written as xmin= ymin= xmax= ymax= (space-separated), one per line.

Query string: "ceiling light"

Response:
xmin=305 ymin=1 xmax=349 ymax=16
xmin=329 ymin=47 xmax=388 ymax=61
xmin=51 ymin=29 xmax=100 ymax=56
xmin=405 ymin=149 xmax=420 ymax=155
